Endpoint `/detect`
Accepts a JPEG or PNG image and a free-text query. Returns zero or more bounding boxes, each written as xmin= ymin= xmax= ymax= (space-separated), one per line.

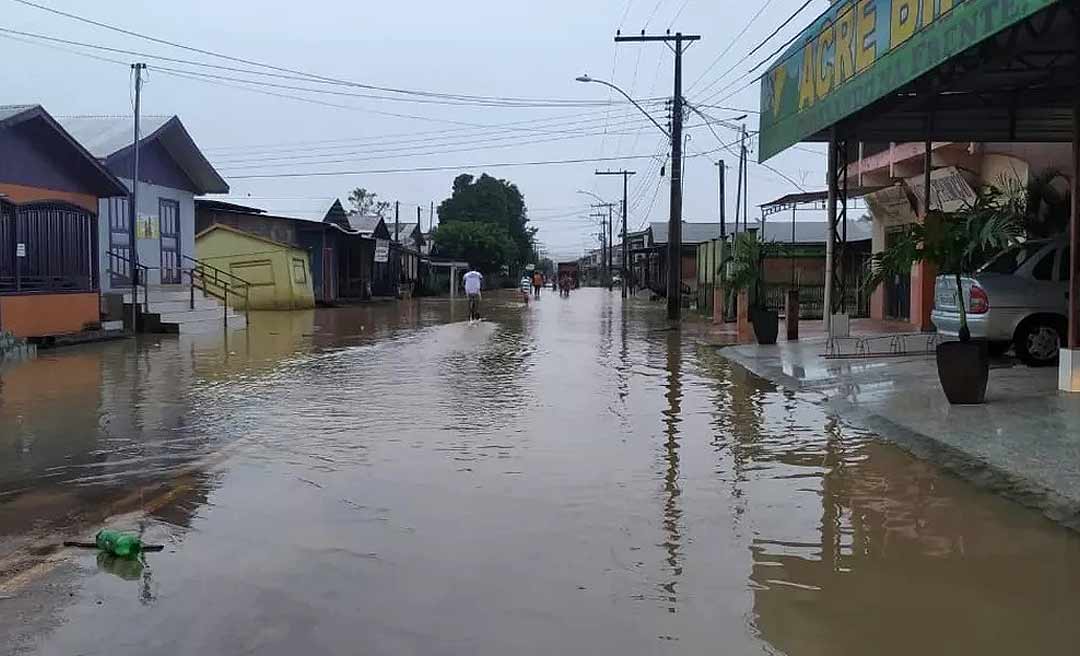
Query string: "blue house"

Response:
xmin=60 ymin=116 xmax=228 ymax=290
xmin=60 ymin=116 xmax=239 ymax=331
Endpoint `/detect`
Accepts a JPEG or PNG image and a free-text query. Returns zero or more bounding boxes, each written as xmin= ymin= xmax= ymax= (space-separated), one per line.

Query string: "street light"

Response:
xmin=576 ymin=75 xmax=671 ymax=140
xmin=576 ymin=189 xmax=608 ymax=204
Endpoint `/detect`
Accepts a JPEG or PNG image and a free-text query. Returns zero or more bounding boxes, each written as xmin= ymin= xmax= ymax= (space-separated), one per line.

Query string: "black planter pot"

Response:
xmin=935 ymin=340 xmax=989 ymax=404
xmin=751 ymin=308 xmax=779 ymax=345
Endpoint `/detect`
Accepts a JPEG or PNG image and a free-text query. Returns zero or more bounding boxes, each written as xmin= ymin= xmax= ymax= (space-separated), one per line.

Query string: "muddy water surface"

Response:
xmin=2 ymin=290 xmax=1078 ymax=655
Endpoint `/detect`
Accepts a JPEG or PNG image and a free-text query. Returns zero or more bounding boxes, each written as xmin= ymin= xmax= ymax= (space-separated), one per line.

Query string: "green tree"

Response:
xmin=437 ymin=173 xmax=535 ymax=270
xmin=432 ymin=221 xmax=518 ymax=274
xmin=347 ymin=187 xmax=391 ymax=218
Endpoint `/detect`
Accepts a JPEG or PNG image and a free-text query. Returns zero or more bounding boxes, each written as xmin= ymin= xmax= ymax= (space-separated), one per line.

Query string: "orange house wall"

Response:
xmin=0 ymin=293 xmax=100 ymax=338
xmin=0 ymin=183 xmax=99 ymax=213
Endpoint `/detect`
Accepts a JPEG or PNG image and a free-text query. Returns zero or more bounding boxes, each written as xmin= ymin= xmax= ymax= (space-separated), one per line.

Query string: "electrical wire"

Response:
xmin=685 ymin=0 xmax=778 ymax=93
xmin=227 ymin=145 xmax=728 ymax=180
xmin=9 ymin=0 xmax=661 ymax=107
xmin=691 ymin=0 xmax=815 ymax=101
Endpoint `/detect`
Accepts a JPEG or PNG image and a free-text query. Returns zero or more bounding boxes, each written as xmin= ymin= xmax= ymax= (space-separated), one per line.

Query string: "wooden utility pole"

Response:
xmin=590 ymin=210 xmax=608 ymax=285
xmin=129 ymin=62 xmax=146 ymax=331
xmin=596 ymin=169 xmax=636 ymax=298
xmin=616 ymin=31 xmax=701 ymax=320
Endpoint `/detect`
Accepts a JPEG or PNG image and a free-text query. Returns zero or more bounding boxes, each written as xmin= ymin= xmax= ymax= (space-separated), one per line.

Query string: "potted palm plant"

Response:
xmin=866 ymin=188 xmax=1022 ymax=404
xmin=729 ymin=231 xmax=780 ymax=345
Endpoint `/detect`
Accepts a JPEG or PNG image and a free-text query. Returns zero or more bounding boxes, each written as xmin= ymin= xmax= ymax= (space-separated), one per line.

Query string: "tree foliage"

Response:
xmin=432 ymin=221 xmax=518 ymax=274
xmin=727 ymin=232 xmax=785 ymax=309
xmin=865 ymin=186 xmax=1024 ymax=341
xmin=436 ymin=173 xmax=535 ymax=270
xmin=347 ymin=187 xmax=391 ymax=218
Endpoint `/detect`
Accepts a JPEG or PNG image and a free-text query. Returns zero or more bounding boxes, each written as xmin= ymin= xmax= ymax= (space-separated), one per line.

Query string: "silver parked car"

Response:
xmin=931 ymin=237 xmax=1070 ymax=366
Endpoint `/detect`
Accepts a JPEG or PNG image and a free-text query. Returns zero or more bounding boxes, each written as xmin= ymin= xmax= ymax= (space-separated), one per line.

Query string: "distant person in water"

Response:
xmin=532 ymin=271 xmax=544 ymax=299
xmin=520 ymin=274 xmax=532 ymax=305
xmin=463 ymin=268 xmax=483 ymax=320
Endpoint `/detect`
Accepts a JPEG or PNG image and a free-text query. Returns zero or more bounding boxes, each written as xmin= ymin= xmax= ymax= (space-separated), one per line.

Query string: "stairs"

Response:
xmin=123 ymin=285 xmax=247 ymax=334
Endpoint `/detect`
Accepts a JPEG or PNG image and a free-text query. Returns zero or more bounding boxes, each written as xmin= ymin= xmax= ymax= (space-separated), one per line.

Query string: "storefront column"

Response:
xmin=911 ymin=125 xmax=936 ymax=331
xmin=1060 ymin=99 xmax=1080 ymax=392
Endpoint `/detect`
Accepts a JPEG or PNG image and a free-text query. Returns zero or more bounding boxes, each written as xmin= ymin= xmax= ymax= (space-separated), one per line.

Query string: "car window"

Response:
xmin=980 ymin=242 xmax=1046 ymax=274
xmin=1060 ymin=247 xmax=1072 ymax=282
xmin=1032 ymin=249 xmax=1055 ymax=281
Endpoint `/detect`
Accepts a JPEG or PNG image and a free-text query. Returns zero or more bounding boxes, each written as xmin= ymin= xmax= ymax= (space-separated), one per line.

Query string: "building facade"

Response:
xmin=0 ymin=105 xmax=129 ymax=339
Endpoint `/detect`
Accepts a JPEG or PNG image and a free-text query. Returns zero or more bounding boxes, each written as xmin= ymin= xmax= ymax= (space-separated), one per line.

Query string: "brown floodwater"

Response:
xmin=1 ymin=289 xmax=1078 ymax=655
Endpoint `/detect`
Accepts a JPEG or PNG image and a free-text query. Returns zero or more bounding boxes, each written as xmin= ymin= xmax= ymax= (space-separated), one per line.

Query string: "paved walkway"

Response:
xmin=716 ymin=335 xmax=1080 ymax=531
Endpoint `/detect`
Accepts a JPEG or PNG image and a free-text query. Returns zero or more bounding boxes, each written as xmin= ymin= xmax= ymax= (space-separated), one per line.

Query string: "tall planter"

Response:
xmin=751 ymin=308 xmax=779 ymax=345
xmin=935 ymin=340 xmax=989 ymax=404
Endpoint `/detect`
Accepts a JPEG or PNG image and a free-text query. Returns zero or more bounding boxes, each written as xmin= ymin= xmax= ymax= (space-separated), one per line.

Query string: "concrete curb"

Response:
xmin=715 ymin=344 xmax=1080 ymax=534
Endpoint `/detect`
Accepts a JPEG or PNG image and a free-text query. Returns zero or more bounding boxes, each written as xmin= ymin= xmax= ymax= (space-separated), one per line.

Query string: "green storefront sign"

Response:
xmin=758 ymin=0 xmax=1060 ymax=162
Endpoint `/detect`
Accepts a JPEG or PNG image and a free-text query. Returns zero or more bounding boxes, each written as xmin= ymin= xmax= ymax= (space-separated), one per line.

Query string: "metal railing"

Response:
xmin=182 ymin=255 xmax=251 ymax=328
xmin=106 ymin=251 xmax=251 ymax=331
xmin=105 ymin=250 xmax=153 ymax=314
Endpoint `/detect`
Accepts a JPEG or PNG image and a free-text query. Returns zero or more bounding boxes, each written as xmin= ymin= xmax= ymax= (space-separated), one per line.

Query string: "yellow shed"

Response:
xmin=195 ymin=224 xmax=315 ymax=310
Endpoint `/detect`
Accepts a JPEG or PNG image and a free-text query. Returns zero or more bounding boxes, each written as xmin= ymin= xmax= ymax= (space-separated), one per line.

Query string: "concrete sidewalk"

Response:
xmin=716 ymin=337 xmax=1080 ymax=531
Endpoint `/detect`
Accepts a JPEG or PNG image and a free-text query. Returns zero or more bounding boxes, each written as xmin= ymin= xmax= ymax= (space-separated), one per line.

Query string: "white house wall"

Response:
xmin=98 ymin=177 xmax=196 ymax=293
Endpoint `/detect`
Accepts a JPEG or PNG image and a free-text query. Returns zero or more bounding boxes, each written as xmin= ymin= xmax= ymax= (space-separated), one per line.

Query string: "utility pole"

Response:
xmin=429 ymin=201 xmax=435 ymax=232
xmin=616 ymin=30 xmax=701 ymax=321
xmin=740 ymin=124 xmax=749 ymax=233
xmin=715 ymin=159 xmax=726 ymax=323
xmin=129 ymin=62 xmax=146 ymax=332
xmin=590 ymin=203 xmax=616 ymax=287
xmin=590 ymin=210 xmax=608 ymax=286
xmin=607 ymin=204 xmax=613 ymax=290
xmin=595 ymin=169 xmax=636 ymax=298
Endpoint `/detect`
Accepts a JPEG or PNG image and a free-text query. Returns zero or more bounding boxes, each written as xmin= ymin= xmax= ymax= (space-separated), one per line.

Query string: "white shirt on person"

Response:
xmin=463 ymin=271 xmax=483 ymax=295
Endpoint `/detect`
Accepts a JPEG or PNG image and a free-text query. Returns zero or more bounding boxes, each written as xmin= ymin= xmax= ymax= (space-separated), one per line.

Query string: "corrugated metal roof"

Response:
xmin=0 ymin=105 xmax=36 ymax=124
xmin=58 ymin=115 xmax=171 ymax=158
xmin=650 ymin=222 xmax=737 ymax=245
xmin=758 ymin=220 xmax=872 ymax=244
xmin=346 ymin=213 xmax=384 ymax=235
xmin=57 ymin=115 xmax=228 ymax=194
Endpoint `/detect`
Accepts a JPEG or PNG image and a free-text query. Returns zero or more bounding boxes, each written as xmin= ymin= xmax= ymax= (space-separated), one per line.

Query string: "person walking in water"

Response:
xmin=532 ymin=270 xmax=544 ymax=299
xmin=463 ymin=268 xmax=483 ymax=321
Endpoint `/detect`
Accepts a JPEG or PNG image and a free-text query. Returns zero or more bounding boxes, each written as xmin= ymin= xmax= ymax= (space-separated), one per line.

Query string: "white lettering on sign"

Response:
xmin=374 ymin=239 xmax=390 ymax=263
xmin=16 ymin=243 xmax=26 ymax=258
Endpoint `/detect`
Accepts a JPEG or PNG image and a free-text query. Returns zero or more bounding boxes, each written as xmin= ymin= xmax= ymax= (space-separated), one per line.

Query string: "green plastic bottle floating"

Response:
xmin=95 ymin=529 xmax=144 ymax=558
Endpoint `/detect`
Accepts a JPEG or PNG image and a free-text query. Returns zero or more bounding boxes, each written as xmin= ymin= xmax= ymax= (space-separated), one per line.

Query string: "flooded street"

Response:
xmin=2 ymin=289 xmax=1079 ymax=655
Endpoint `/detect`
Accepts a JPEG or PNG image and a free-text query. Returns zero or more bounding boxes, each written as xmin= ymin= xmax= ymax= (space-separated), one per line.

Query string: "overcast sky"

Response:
xmin=3 ymin=0 xmax=828 ymax=261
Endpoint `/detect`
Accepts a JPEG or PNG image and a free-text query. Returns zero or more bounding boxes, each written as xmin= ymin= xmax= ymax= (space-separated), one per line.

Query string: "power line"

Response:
xmin=691 ymin=0 xmax=815 ymax=101
xmin=227 ymin=147 xmax=727 ymax=180
xmin=686 ymin=0 xmax=778 ymax=93
xmin=9 ymin=0 xmax=662 ymax=107
xmin=0 ymin=25 xmax=651 ymax=109
xmin=212 ymin=119 xmax=715 ymax=170
xmin=209 ymin=114 xmax=666 ymax=163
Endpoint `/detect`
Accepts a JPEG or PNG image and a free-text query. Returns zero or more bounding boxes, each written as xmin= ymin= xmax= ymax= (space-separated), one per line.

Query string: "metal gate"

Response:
xmin=884 ymin=228 xmax=911 ymax=320
xmin=159 ymin=199 xmax=181 ymax=284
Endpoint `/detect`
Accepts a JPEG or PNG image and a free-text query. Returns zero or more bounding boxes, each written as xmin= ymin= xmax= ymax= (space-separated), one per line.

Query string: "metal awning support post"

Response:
xmin=824 ymin=132 xmax=838 ymax=332
xmin=1061 ymin=96 xmax=1080 ymax=392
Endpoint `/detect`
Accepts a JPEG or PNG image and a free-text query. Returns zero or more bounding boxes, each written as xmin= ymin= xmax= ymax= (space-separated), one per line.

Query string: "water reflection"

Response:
xmin=659 ymin=331 xmax=683 ymax=613
xmin=3 ymin=292 xmax=1079 ymax=656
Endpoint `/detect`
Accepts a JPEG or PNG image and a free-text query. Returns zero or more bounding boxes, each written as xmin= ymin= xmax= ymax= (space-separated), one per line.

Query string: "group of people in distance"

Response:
xmin=463 ymin=267 xmax=575 ymax=322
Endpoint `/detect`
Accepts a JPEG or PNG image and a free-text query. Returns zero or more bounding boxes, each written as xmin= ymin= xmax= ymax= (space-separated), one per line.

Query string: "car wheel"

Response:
xmin=1015 ymin=318 xmax=1063 ymax=367
xmin=987 ymin=341 xmax=1011 ymax=357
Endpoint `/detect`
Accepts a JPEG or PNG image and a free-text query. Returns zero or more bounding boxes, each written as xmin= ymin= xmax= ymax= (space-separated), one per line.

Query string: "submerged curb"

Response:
xmin=715 ymin=345 xmax=1080 ymax=534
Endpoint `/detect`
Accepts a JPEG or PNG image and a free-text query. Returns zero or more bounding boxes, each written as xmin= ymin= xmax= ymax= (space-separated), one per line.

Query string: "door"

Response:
xmin=158 ymin=199 xmax=181 ymax=284
xmin=884 ymin=228 xmax=911 ymax=320
xmin=107 ymin=197 xmax=132 ymax=286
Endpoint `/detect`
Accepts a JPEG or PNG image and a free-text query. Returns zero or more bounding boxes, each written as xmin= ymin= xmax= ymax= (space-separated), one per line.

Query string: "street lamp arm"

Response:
xmin=576 ymin=75 xmax=672 ymax=140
